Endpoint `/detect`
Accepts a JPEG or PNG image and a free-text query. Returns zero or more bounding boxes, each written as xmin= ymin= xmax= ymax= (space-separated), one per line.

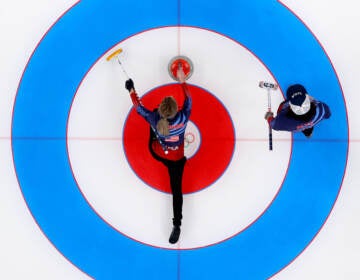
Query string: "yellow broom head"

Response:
xmin=106 ymin=48 xmax=123 ymax=61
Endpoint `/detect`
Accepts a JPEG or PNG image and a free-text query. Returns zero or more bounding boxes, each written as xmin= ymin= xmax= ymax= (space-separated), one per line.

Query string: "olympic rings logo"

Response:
xmin=184 ymin=132 xmax=195 ymax=148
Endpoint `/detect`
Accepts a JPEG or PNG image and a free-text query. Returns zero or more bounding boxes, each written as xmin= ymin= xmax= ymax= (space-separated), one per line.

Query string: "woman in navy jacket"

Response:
xmin=265 ymin=84 xmax=331 ymax=137
xmin=125 ymin=67 xmax=191 ymax=244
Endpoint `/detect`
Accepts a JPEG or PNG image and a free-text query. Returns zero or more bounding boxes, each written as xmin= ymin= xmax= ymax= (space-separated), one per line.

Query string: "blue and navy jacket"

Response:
xmin=270 ymin=99 xmax=331 ymax=132
xmin=130 ymin=83 xmax=192 ymax=148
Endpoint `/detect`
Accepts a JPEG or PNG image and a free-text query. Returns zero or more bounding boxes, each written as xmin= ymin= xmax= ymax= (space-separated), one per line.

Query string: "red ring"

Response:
xmin=123 ymin=84 xmax=235 ymax=194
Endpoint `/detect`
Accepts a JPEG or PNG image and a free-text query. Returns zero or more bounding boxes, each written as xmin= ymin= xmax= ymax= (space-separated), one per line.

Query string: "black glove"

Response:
xmin=125 ymin=79 xmax=134 ymax=92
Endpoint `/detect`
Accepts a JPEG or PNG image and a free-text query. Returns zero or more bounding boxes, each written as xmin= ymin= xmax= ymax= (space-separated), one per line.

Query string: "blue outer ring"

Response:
xmin=12 ymin=0 xmax=348 ymax=279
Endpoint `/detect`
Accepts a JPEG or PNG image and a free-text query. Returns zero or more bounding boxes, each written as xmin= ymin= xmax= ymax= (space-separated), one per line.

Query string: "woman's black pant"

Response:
xmin=148 ymin=127 xmax=186 ymax=227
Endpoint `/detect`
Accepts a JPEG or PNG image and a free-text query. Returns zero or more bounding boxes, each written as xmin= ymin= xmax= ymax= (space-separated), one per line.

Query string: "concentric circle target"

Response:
xmin=67 ymin=27 xmax=289 ymax=249
xmin=12 ymin=0 xmax=348 ymax=279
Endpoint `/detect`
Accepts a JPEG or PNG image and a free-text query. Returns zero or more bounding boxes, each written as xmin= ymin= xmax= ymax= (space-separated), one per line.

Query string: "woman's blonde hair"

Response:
xmin=156 ymin=96 xmax=178 ymax=136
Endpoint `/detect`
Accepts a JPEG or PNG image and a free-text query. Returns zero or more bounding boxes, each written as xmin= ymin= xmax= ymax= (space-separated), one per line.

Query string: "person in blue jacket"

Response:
xmin=265 ymin=84 xmax=331 ymax=137
xmin=124 ymin=67 xmax=191 ymax=244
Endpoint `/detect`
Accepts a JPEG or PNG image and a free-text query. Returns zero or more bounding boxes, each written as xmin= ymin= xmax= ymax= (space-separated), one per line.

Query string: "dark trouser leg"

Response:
xmin=167 ymin=157 xmax=186 ymax=227
xmin=148 ymin=125 xmax=187 ymax=227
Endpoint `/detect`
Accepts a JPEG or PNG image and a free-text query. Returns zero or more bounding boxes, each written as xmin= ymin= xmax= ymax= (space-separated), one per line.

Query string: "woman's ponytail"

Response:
xmin=156 ymin=118 xmax=170 ymax=135
xmin=157 ymin=96 xmax=178 ymax=136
